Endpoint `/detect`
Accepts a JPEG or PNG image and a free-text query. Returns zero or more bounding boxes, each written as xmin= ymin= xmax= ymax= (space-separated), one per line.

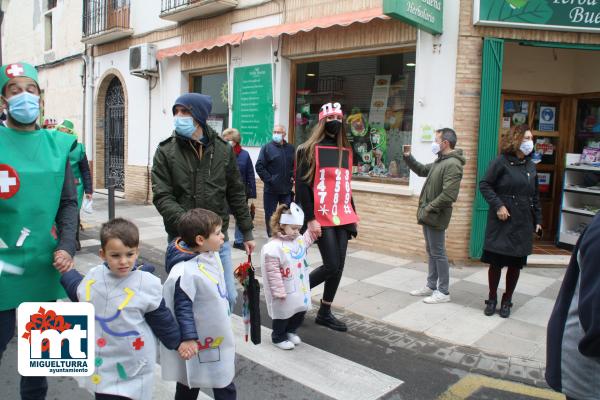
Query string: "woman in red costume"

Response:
xmin=295 ymin=102 xmax=359 ymax=332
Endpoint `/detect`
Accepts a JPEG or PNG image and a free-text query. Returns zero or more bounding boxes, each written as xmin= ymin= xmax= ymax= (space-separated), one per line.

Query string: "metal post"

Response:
xmin=108 ymin=176 xmax=115 ymax=220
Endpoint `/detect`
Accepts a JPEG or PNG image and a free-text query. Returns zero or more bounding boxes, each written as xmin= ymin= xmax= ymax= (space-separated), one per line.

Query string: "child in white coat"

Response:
xmin=260 ymin=203 xmax=318 ymax=350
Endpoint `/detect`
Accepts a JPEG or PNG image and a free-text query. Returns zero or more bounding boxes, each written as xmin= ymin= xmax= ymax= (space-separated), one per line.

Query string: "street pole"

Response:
xmin=108 ymin=176 xmax=115 ymax=220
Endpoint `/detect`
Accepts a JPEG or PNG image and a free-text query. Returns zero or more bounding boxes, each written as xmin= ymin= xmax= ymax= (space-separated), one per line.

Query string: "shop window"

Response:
xmin=192 ymin=72 xmax=229 ymax=135
xmin=575 ymin=99 xmax=600 ymax=155
xmin=294 ymin=52 xmax=415 ymax=184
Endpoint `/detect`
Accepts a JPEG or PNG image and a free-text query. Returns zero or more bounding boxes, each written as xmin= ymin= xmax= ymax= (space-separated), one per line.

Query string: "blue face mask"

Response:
xmin=8 ymin=92 xmax=40 ymax=124
xmin=272 ymin=133 xmax=283 ymax=143
xmin=174 ymin=116 xmax=196 ymax=138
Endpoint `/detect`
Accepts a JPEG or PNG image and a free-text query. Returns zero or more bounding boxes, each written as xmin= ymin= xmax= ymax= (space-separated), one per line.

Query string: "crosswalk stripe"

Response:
xmin=231 ymin=315 xmax=403 ymax=400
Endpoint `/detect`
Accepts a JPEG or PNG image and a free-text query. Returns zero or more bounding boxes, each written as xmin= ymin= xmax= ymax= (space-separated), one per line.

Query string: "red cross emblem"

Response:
xmin=0 ymin=164 xmax=20 ymax=200
xmin=132 ymin=337 xmax=144 ymax=350
xmin=5 ymin=63 xmax=25 ymax=78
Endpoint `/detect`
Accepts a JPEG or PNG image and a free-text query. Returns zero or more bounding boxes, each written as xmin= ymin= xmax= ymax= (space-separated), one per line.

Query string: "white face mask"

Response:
xmin=519 ymin=140 xmax=534 ymax=156
xmin=431 ymin=141 xmax=441 ymax=155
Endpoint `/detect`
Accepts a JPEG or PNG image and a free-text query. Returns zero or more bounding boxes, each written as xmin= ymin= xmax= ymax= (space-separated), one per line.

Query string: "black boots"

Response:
xmin=499 ymin=295 xmax=513 ymax=318
xmin=315 ymin=300 xmax=347 ymax=332
xmin=484 ymin=298 xmax=497 ymax=316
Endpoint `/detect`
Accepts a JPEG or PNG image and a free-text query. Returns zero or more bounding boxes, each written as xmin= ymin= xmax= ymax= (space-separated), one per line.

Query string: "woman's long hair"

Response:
xmin=500 ymin=124 xmax=529 ymax=155
xmin=296 ymin=119 xmax=351 ymax=183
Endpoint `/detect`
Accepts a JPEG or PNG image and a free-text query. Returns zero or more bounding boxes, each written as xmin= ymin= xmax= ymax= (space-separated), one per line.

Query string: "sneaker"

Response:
xmin=410 ymin=286 xmax=434 ymax=296
xmin=287 ymin=333 xmax=301 ymax=345
xmin=423 ymin=290 xmax=451 ymax=304
xmin=272 ymin=340 xmax=295 ymax=350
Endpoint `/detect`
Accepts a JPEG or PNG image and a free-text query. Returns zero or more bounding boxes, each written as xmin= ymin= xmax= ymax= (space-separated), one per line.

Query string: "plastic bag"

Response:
xmin=82 ymin=197 xmax=94 ymax=214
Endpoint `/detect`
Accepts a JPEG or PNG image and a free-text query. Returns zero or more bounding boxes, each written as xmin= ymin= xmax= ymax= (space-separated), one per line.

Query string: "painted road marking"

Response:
xmin=438 ymin=374 xmax=564 ymax=400
xmin=231 ymin=314 xmax=403 ymax=400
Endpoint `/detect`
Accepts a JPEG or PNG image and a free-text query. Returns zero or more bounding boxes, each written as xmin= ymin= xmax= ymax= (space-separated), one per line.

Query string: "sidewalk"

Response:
xmin=80 ymin=195 xmax=564 ymax=373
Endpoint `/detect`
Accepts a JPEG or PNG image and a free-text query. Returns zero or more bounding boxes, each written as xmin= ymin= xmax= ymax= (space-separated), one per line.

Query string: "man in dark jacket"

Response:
xmin=546 ymin=214 xmax=600 ymax=399
xmin=151 ymin=93 xmax=255 ymax=310
xmin=403 ymin=128 xmax=465 ymax=304
xmin=255 ymin=124 xmax=295 ymax=237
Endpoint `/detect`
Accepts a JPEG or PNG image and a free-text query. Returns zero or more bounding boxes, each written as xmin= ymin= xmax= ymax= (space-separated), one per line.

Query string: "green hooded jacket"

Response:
xmin=404 ymin=149 xmax=466 ymax=230
xmin=151 ymin=125 xmax=254 ymax=242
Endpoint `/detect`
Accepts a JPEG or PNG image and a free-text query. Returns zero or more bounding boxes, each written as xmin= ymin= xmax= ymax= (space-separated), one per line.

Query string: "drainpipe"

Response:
xmin=82 ymin=46 xmax=95 ymax=185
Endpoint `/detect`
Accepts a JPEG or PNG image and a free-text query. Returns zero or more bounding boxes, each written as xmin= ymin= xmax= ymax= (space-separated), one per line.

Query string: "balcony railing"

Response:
xmin=160 ymin=0 xmax=238 ymax=21
xmin=82 ymin=0 xmax=133 ymax=44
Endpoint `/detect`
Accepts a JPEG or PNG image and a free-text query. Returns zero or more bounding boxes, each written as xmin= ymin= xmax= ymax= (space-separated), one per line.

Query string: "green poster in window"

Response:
xmin=232 ymin=64 xmax=274 ymax=147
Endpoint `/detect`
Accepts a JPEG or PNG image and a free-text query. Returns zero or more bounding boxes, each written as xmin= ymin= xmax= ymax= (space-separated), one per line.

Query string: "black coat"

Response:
xmin=255 ymin=141 xmax=295 ymax=194
xmin=479 ymin=154 xmax=542 ymax=257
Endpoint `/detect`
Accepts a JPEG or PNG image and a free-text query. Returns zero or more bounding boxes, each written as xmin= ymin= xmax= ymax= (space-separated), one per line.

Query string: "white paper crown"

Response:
xmin=280 ymin=202 xmax=304 ymax=226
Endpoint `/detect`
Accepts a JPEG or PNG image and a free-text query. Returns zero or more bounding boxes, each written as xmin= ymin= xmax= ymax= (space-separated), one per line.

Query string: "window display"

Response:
xmin=192 ymin=72 xmax=229 ymax=135
xmin=294 ymin=52 xmax=415 ymax=184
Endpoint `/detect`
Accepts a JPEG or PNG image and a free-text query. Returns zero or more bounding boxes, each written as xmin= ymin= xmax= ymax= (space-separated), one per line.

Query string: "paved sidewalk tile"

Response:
xmin=463 ymin=269 xmax=557 ymax=297
xmin=350 ymin=250 xmax=412 ymax=267
xmin=494 ymin=319 xmax=547 ymax=343
xmin=364 ymin=267 xmax=458 ymax=293
xmin=511 ymin=298 xmax=556 ymax=328
xmin=342 ymin=258 xmax=396 ymax=280
xmin=475 ymin=332 xmax=541 ymax=361
xmin=310 ymin=276 xmax=356 ymax=297
xmin=382 ymin=301 xmax=464 ymax=332
xmin=425 ymin=305 xmax=505 ymax=346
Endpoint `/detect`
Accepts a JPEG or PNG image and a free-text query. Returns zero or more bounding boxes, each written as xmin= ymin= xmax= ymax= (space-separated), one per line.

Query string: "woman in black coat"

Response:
xmin=479 ymin=124 xmax=542 ymax=318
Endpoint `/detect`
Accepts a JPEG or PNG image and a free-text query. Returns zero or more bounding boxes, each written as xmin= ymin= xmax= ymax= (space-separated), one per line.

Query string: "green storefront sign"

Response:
xmin=232 ymin=64 xmax=274 ymax=147
xmin=474 ymin=0 xmax=600 ymax=33
xmin=383 ymin=0 xmax=443 ymax=35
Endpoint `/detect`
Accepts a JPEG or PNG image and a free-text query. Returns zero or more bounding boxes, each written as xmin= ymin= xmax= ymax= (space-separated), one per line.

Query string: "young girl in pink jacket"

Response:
xmin=260 ymin=203 xmax=318 ymax=350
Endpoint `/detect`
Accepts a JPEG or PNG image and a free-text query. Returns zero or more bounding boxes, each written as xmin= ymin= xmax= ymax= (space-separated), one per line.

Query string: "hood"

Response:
xmin=165 ymin=239 xmax=198 ymax=273
xmin=439 ymin=148 xmax=466 ymax=165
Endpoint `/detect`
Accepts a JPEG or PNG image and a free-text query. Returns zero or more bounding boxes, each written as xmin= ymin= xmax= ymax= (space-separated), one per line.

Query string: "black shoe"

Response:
xmin=315 ymin=302 xmax=347 ymax=332
xmin=484 ymin=299 xmax=497 ymax=316
xmin=232 ymin=242 xmax=245 ymax=251
xmin=499 ymin=301 xmax=513 ymax=318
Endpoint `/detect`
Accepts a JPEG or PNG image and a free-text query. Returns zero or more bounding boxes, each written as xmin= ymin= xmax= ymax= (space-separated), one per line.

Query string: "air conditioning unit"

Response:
xmin=129 ymin=43 xmax=157 ymax=75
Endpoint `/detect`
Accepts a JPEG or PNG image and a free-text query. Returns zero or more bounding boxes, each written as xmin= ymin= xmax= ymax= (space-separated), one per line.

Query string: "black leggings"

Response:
xmin=309 ymin=227 xmax=349 ymax=303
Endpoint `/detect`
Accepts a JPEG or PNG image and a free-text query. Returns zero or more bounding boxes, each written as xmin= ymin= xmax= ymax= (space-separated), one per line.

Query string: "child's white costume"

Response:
xmin=260 ymin=203 xmax=315 ymax=320
xmin=76 ymin=265 xmax=164 ymax=400
xmin=161 ymin=251 xmax=235 ymax=389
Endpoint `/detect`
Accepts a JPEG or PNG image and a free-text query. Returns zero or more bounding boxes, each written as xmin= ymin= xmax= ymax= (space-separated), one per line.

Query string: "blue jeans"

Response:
xmin=234 ymin=224 xmax=244 ymax=245
xmin=263 ymin=192 xmax=292 ymax=237
xmin=219 ymin=241 xmax=237 ymax=310
xmin=0 ymin=309 xmax=49 ymax=400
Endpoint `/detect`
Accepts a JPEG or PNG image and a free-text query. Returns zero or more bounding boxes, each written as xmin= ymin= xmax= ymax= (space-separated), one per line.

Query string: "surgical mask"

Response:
xmin=431 ymin=141 xmax=441 ymax=155
xmin=520 ymin=140 xmax=534 ymax=156
xmin=8 ymin=92 xmax=40 ymax=124
xmin=174 ymin=116 xmax=196 ymax=138
xmin=227 ymin=140 xmax=234 ymax=146
xmin=324 ymin=120 xmax=342 ymax=136
xmin=272 ymin=133 xmax=283 ymax=143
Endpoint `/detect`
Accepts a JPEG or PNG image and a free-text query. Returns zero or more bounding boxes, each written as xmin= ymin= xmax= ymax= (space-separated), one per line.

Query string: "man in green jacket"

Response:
xmin=403 ymin=128 xmax=465 ymax=304
xmin=152 ymin=93 xmax=255 ymax=309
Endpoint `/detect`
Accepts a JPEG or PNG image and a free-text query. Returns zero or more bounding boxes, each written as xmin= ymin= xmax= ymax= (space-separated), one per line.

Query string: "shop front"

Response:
xmin=467 ymin=0 xmax=600 ymax=260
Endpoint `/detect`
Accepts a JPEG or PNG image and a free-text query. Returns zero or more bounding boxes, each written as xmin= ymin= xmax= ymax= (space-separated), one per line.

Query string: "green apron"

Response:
xmin=0 ymin=126 xmax=75 ymax=311
xmin=68 ymin=142 xmax=85 ymax=209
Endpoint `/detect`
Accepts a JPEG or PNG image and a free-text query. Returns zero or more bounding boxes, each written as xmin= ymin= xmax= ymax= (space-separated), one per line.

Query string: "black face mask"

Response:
xmin=324 ymin=120 xmax=342 ymax=136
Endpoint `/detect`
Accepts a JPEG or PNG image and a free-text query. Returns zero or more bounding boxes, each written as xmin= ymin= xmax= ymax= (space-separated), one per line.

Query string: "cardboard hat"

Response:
xmin=319 ymin=102 xmax=343 ymax=122
xmin=0 ymin=62 xmax=39 ymax=94
xmin=56 ymin=119 xmax=75 ymax=134
xmin=280 ymin=203 xmax=304 ymax=226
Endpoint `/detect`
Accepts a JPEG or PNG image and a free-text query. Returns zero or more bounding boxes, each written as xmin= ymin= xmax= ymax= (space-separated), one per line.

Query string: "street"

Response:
xmin=0 ymin=197 xmax=565 ymax=400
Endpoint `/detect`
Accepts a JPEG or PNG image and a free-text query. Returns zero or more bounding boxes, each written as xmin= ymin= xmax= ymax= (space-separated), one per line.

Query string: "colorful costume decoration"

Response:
xmin=75 ymin=265 xmax=164 ymax=400
xmin=0 ymin=126 xmax=75 ymax=310
xmin=161 ymin=252 xmax=235 ymax=389
xmin=260 ymin=227 xmax=315 ymax=320
xmin=313 ymin=146 xmax=359 ymax=227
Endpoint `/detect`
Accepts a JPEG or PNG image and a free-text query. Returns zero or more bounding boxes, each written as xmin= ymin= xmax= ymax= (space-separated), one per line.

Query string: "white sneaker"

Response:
xmin=410 ymin=286 xmax=434 ymax=296
xmin=273 ymin=340 xmax=295 ymax=350
xmin=287 ymin=333 xmax=301 ymax=345
xmin=423 ymin=290 xmax=451 ymax=304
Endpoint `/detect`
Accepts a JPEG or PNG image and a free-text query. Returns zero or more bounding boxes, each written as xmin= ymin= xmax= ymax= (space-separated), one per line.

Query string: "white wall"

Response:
xmin=503 ymin=43 xmax=600 ymax=94
xmin=130 ymin=0 xmax=176 ymax=35
xmin=95 ymin=36 xmax=183 ymax=167
xmin=409 ymin=0 xmax=460 ymax=193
